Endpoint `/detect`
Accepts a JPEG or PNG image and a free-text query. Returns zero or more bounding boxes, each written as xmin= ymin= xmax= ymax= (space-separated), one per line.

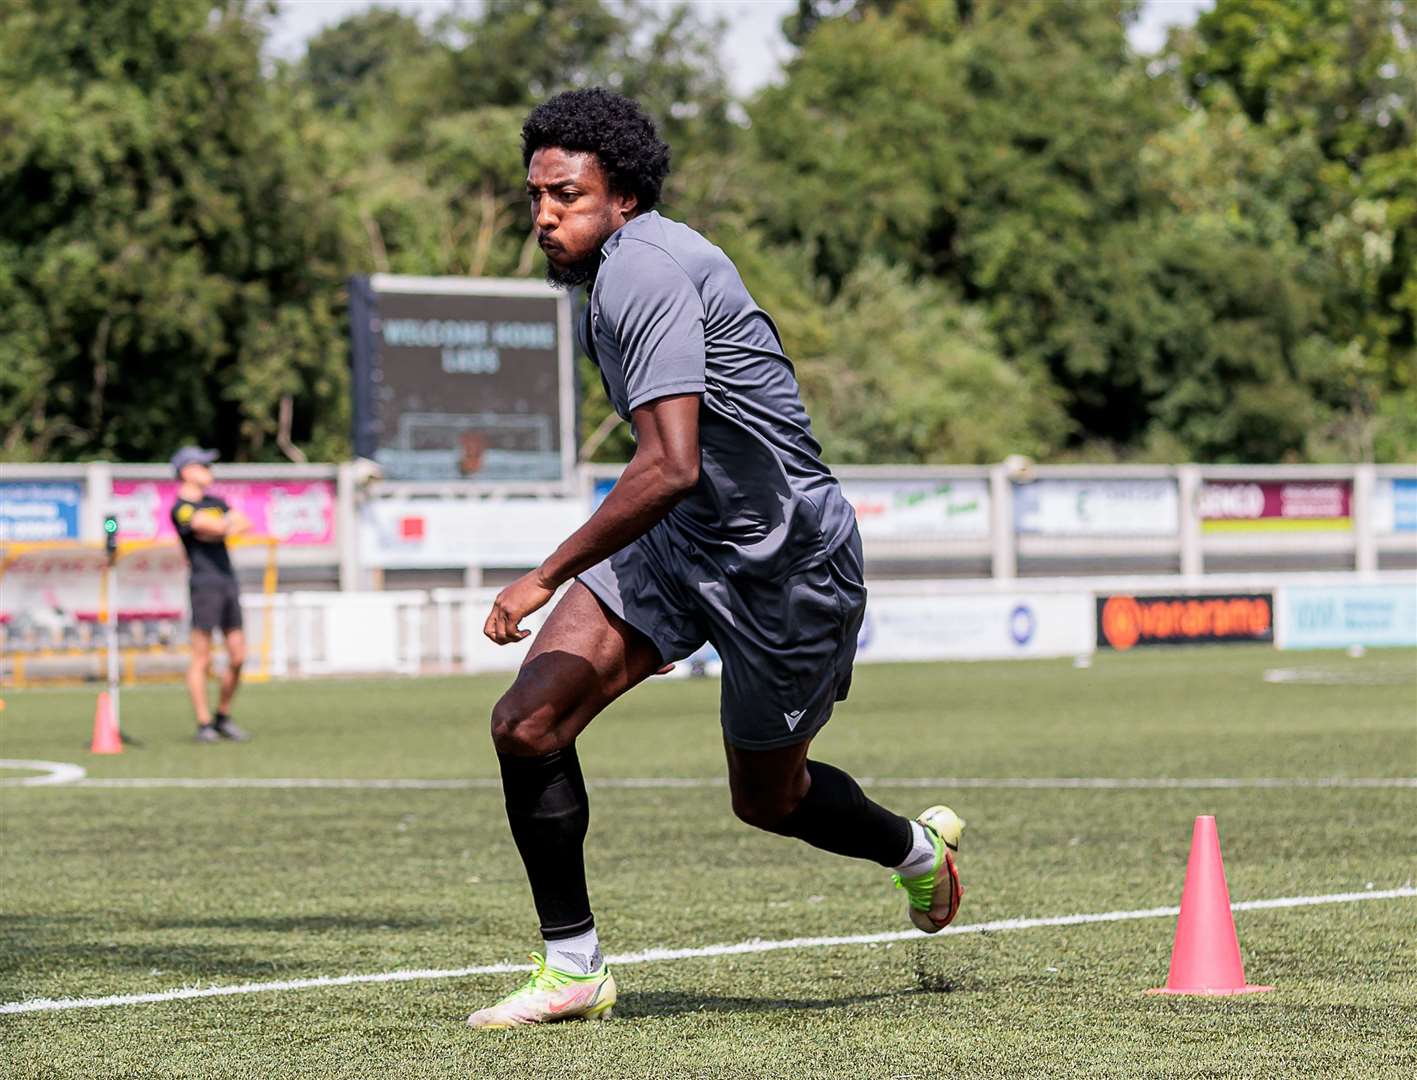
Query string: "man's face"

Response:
xmin=180 ymin=463 xmax=212 ymax=488
xmin=527 ymin=148 xmax=637 ymax=288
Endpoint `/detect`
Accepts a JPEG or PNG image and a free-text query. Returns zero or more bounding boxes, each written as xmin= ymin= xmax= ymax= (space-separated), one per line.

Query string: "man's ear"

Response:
xmin=615 ymin=190 xmax=639 ymax=221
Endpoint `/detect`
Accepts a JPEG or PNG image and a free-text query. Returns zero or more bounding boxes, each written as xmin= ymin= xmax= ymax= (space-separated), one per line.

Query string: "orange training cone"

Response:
xmin=89 ymin=691 xmax=122 ymax=755
xmin=1148 ymin=815 xmax=1272 ymax=996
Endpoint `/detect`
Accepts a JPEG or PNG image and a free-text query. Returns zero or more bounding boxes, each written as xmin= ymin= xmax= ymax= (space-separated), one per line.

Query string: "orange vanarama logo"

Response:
xmin=1098 ymin=594 xmax=1272 ymax=651
xmin=1100 ymin=595 xmax=1143 ymax=650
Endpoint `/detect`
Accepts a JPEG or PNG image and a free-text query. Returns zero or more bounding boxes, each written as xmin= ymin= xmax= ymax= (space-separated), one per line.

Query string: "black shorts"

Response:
xmin=190 ymin=579 xmax=243 ymax=633
xmin=578 ymin=528 xmax=867 ymax=750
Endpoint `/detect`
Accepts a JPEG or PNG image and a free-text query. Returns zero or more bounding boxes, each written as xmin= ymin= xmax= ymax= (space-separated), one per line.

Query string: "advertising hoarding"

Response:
xmin=350 ymin=275 xmax=574 ymax=485
xmin=110 ymin=481 xmax=335 ymax=545
xmin=360 ymin=496 xmax=587 ymax=569
xmin=854 ymin=592 xmax=1094 ymax=662
xmin=593 ymin=475 xmax=992 ymax=540
xmin=0 ymin=545 xmax=187 ymax=617
xmin=1096 ymin=593 xmax=1273 ymax=650
xmin=1014 ymin=478 xmax=1178 ymax=536
xmin=1373 ymin=477 xmax=1417 ymax=535
xmin=0 ymin=481 xmax=82 ymax=542
xmin=451 ymin=588 xmax=1094 ymax=669
xmin=1276 ymin=584 xmax=1417 ymax=649
xmin=591 ymin=476 xmax=616 ymax=510
xmin=1199 ymin=481 xmax=1351 ymax=532
xmin=838 ymin=478 xmax=991 ymax=540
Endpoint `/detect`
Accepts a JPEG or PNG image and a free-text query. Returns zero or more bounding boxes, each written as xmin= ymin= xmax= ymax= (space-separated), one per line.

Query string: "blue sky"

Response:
xmin=267 ymin=0 xmax=1214 ymax=98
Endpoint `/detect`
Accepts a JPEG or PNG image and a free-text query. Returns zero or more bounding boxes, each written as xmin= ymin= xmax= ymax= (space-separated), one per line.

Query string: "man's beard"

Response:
xmin=545 ymin=253 xmax=599 ymax=289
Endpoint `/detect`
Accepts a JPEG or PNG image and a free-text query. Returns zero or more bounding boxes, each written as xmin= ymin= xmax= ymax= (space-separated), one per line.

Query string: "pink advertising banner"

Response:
xmin=1198 ymin=480 xmax=1352 ymax=532
xmin=111 ymin=480 xmax=336 ymax=545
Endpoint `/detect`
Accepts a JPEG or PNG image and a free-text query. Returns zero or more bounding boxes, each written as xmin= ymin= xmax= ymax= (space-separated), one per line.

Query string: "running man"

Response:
xmin=170 ymin=447 xmax=251 ymax=743
xmin=467 ymin=89 xmax=962 ymax=1029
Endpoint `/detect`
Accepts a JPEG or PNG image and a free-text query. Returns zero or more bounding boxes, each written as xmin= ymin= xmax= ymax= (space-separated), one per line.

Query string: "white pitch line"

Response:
xmin=0 ymin=759 xmax=87 ymax=787
xmin=2 ymin=887 xmax=1413 ymax=1017
xmin=73 ymin=777 xmax=504 ymax=790
xmin=38 ymin=775 xmax=1417 ymax=791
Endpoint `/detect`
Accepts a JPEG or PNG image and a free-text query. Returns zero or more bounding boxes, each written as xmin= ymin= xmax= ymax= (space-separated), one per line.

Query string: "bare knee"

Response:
xmin=490 ymin=693 xmax=563 ymax=757
xmin=223 ymin=631 xmax=246 ymax=671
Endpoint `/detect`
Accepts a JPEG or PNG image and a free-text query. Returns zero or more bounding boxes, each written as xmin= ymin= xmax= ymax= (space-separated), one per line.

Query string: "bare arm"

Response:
xmin=541 ymin=393 xmax=700 ymax=586
xmin=484 ymin=393 xmax=701 ymax=644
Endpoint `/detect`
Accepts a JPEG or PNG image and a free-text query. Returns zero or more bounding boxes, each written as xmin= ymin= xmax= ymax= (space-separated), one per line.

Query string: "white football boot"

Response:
xmin=466 ymin=954 xmax=616 ymax=1029
xmin=893 ymin=804 xmax=965 ymax=932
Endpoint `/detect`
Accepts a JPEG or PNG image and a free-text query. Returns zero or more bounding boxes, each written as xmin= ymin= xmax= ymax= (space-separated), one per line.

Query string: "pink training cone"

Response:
xmin=1148 ymin=815 xmax=1273 ymax=996
xmin=89 ymin=691 xmax=122 ymax=755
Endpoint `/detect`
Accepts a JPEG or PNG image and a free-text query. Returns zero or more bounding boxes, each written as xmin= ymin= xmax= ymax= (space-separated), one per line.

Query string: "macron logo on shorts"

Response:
xmin=784 ymin=709 xmax=806 ymax=731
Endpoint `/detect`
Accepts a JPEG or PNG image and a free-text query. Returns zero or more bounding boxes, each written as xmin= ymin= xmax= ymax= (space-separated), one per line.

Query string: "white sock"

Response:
xmin=544 ymin=926 xmax=602 ymax=974
xmin=892 ymin=821 xmax=938 ymax=878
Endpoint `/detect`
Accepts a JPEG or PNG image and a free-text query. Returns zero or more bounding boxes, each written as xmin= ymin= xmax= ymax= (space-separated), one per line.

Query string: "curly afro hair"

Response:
xmin=522 ymin=88 xmax=671 ymax=212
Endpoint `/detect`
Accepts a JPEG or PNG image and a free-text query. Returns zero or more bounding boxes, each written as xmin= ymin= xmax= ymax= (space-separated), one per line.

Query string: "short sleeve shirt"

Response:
xmin=171 ymin=494 xmax=236 ymax=583
xmin=579 ymin=212 xmax=856 ymax=579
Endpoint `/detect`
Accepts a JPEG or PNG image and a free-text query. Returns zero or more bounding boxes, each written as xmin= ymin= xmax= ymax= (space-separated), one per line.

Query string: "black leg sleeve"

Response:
xmin=498 ymin=745 xmax=594 ymax=939
xmin=765 ymin=759 xmax=913 ymax=868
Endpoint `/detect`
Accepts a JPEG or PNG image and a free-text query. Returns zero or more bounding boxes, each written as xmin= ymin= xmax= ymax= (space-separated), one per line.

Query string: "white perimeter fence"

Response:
xmin=4 ymin=460 xmax=1415 ymax=682
xmin=3 ymin=461 xmax=1416 ymax=587
xmin=235 ymin=572 xmax=1416 ymax=679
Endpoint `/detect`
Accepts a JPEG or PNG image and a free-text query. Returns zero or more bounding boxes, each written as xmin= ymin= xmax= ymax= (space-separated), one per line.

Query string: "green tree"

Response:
xmin=752 ymin=0 xmax=1417 ymax=461
xmin=748 ymin=0 xmax=1164 ymax=452
xmin=1177 ymin=0 xmax=1417 ymax=459
xmin=300 ymin=0 xmax=738 ymax=459
xmin=301 ymin=7 xmax=433 ymax=116
xmin=0 ymin=0 xmax=357 ymax=462
xmin=785 ymin=260 xmax=1069 ymax=464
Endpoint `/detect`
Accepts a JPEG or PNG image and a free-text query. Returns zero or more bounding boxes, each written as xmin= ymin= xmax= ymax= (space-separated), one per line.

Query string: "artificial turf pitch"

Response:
xmin=1 ymin=647 xmax=1414 ymax=1079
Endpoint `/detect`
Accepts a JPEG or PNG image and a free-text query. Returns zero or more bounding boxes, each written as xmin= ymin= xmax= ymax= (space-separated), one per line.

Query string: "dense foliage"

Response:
xmin=2 ymin=0 xmax=1413 ymax=464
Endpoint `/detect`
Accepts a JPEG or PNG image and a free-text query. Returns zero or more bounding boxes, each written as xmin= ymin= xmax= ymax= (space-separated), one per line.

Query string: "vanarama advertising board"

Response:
xmin=1096 ymin=593 xmax=1273 ymax=651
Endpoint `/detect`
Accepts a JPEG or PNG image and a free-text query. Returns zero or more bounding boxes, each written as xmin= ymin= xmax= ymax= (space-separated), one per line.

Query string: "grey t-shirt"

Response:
xmin=579 ymin=211 xmax=856 ymax=579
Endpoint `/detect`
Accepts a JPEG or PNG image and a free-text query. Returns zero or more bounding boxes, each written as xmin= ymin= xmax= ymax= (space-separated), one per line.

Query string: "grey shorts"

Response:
xmin=578 ymin=528 xmax=867 ymax=750
xmin=190 ymin=579 xmax=243 ymax=633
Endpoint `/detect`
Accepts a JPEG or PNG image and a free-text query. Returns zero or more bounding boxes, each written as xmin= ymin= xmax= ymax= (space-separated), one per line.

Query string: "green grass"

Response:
xmin=2 ymin=647 xmax=1415 ymax=1079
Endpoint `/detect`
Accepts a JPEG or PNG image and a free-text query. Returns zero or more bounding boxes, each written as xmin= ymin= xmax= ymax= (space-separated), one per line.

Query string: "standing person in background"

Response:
xmin=170 ymin=447 xmax=251 ymax=743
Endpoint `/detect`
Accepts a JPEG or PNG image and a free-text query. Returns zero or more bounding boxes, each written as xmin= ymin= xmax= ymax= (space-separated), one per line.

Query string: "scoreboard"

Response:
xmin=349 ymin=275 xmax=575 ymax=486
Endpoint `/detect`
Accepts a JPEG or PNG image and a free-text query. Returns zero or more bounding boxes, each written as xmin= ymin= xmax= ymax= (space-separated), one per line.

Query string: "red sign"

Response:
xmin=1199 ymin=481 xmax=1351 ymax=532
xmin=1097 ymin=593 xmax=1273 ymax=651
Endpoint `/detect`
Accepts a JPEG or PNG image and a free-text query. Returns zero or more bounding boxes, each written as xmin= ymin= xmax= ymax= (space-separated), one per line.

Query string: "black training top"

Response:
xmin=171 ymin=494 xmax=236 ymax=583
